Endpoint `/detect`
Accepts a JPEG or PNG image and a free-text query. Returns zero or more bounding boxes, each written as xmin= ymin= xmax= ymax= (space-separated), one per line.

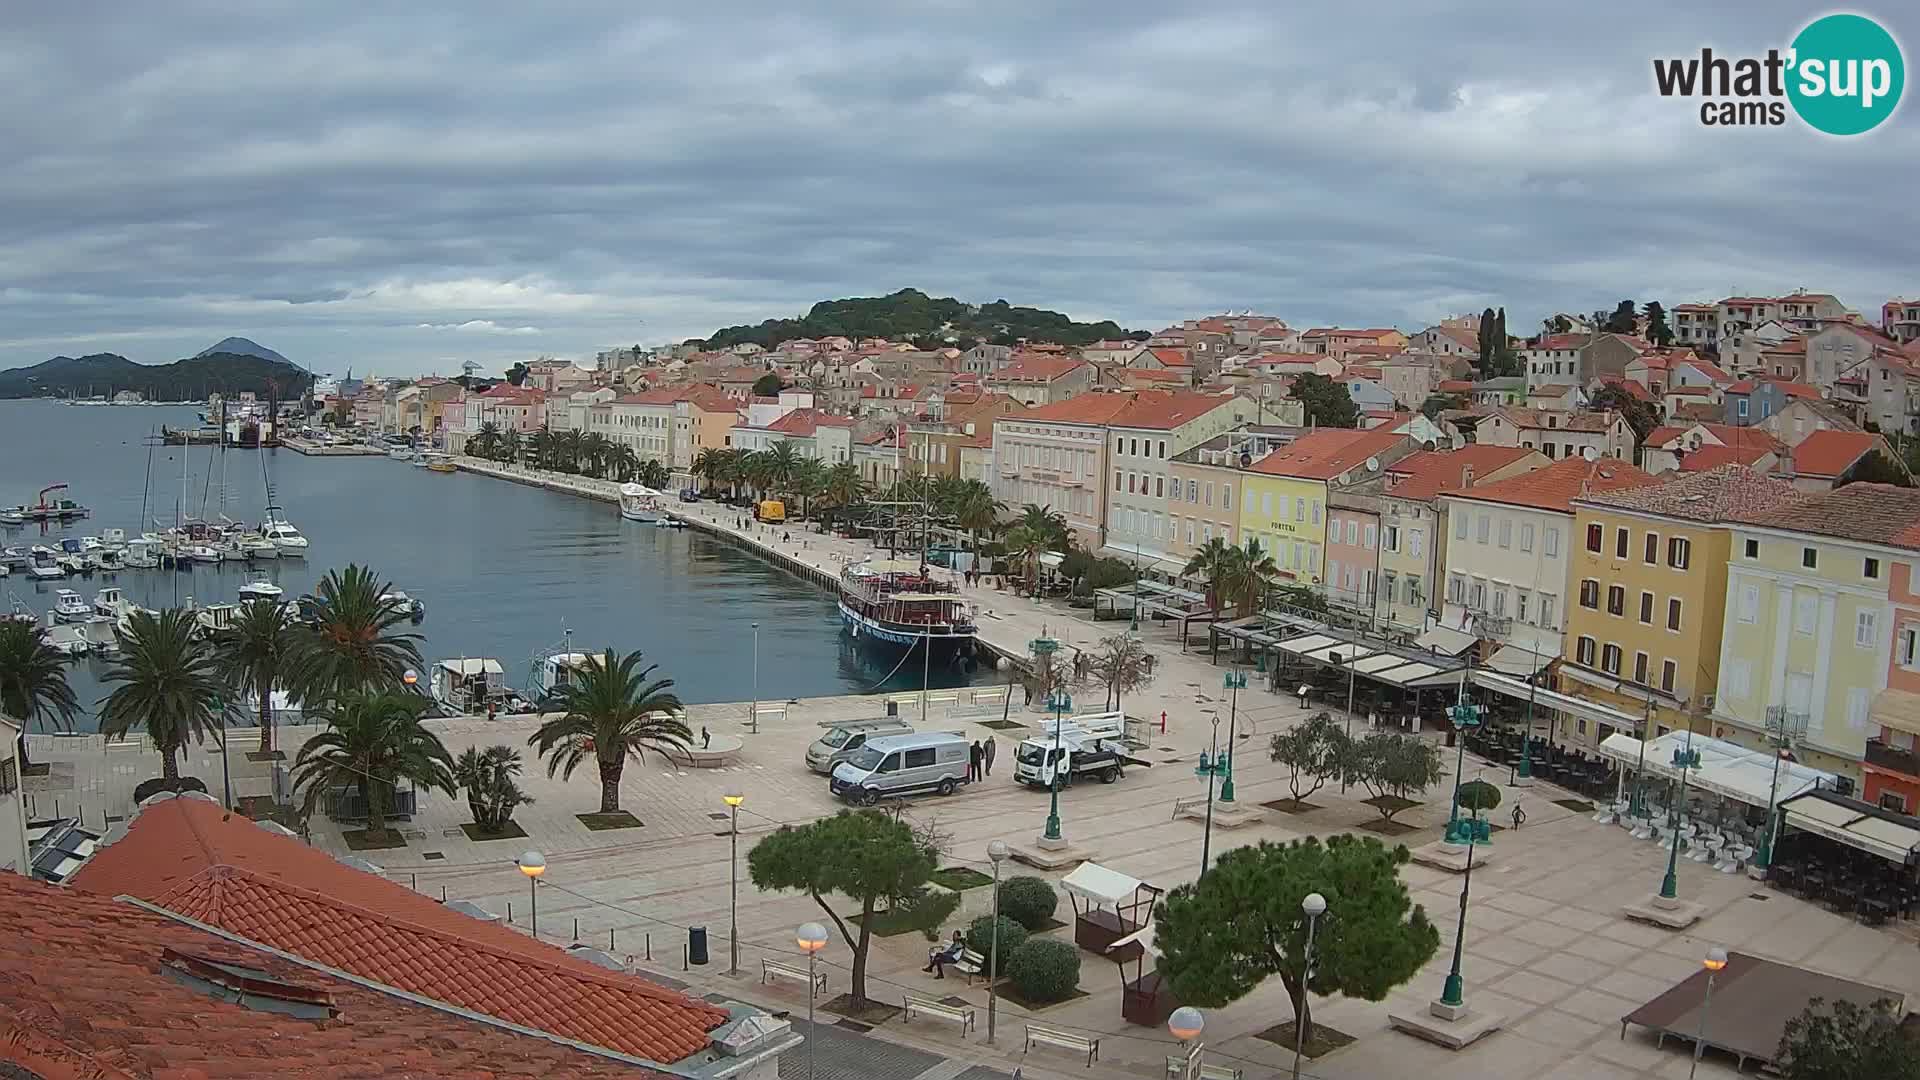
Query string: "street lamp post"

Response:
xmin=213 ymin=694 xmax=232 ymax=810
xmin=517 ymin=851 xmax=545 ymax=938
xmin=1195 ymin=715 xmax=1227 ymax=877
xmin=749 ymin=622 xmax=761 ymax=733
xmin=1660 ymin=729 xmax=1702 ymax=901
xmin=1438 ymin=829 xmax=1478 ymax=1010
xmin=1511 ymin=654 xmax=1540 ymax=785
xmin=1042 ymin=687 xmax=1072 ymax=843
xmin=1755 ymin=706 xmax=1808 ymax=868
xmin=987 ymin=839 xmax=1010 ymax=1045
xmin=1220 ymin=670 xmax=1246 ymax=803
xmin=1334 ymin=649 xmax=1358 ymax=791
xmin=1442 ymin=698 xmax=1487 ymax=846
xmin=723 ymin=792 xmax=744 ymax=975
xmin=1168 ymin=1006 xmax=1205 ymax=1079
xmin=1691 ymin=946 xmax=1728 ymax=1079
xmin=796 ymin=923 xmax=828 ymax=1080
xmin=1294 ymin=893 xmax=1327 ymax=1080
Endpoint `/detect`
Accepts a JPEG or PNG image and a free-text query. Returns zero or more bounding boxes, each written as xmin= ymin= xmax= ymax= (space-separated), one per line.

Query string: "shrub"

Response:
xmin=1008 ymin=938 xmax=1081 ymax=1003
xmin=997 ymin=876 xmax=1060 ymax=931
xmin=1456 ymin=779 xmax=1502 ymax=814
xmin=965 ymin=914 xmax=1029 ymax=973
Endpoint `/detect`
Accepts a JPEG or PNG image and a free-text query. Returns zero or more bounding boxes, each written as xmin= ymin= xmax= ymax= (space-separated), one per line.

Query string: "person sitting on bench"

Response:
xmin=924 ymin=930 xmax=965 ymax=979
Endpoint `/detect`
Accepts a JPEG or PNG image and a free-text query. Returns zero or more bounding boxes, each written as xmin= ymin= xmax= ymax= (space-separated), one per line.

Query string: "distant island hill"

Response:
xmin=0 ymin=337 xmax=312 ymax=400
xmin=697 ymin=288 xmax=1140 ymax=350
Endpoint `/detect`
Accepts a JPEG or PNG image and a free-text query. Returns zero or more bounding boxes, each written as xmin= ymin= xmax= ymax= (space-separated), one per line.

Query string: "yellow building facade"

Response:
xmin=1237 ymin=473 xmax=1327 ymax=586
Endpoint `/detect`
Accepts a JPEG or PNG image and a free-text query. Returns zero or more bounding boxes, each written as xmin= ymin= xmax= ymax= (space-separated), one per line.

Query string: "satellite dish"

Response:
xmin=1239 ymin=451 xmax=1253 ymax=468
xmin=1365 ymin=456 xmax=1380 ymax=472
xmin=1581 ymin=446 xmax=1599 ymax=461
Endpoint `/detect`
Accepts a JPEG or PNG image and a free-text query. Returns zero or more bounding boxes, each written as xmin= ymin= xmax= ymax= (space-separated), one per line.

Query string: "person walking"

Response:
xmin=1511 ymin=803 xmax=1526 ymax=830
xmin=983 ymin=736 xmax=997 ymax=776
xmin=968 ymin=740 xmax=982 ymax=782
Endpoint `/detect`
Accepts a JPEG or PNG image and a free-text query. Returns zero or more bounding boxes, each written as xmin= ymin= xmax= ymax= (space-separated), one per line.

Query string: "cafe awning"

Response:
xmin=1869 ymin=688 xmax=1920 ymax=737
xmin=1062 ymin=862 xmax=1146 ymax=908
xmin=1413 ymin=624 xmax=1477 ymax=656
xmin=1597 ymin=731 xmax=1835 ymax=810
xmin=1474 ymin=670 xmax=1644 ymax=731
xmin=1781 ymin=790 xmax=1920 ymax=865
xmin=1487 ymin=644 xmax=1553 ymax=677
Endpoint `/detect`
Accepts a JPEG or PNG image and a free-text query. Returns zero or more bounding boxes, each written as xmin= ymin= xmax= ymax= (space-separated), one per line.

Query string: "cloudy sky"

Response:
xmin=3 ymin=2 xmax=1914 ymax=377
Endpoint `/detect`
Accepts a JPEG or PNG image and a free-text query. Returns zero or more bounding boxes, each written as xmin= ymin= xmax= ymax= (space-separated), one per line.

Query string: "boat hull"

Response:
xmin=838 ymin=600 xmax=977 ymax=663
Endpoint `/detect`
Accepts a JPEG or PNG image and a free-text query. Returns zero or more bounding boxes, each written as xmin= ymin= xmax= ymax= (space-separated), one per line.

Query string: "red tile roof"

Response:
xmin=70 ymin=799 xmax=727 ymax=1064
xmin=1446 ymin=454 xmax=1656 ymax=513
xmin=0 ymin=872 xmax=669 ymax=1080
xmin=1148 ymin=347 xmax=1192 ymax=368
xmin=1109 ymin=391 xmax=1241 ymax=431
xmin=1437 ymin=379 xmax=1475 ymax=393
xmin=1644 ymin=424 xmax=1785 ymax=454
xmin=1531 ymin=334 xmax=1589 ymax=351
xmin=1676 ymin=443 xmax=1777 ymax=472
xmin=994 ymin=356 xmax=1087 ymax=382
xmin=762 ymin=408 xmax=851 ymax=435
xmin=1744 ymin=483 xmax=1920 ymax=548
xmin=1791 ymin=429 xmax=1882 ymax=478
xmin=1013 ymin=392 xmax=1140 ymax=425
xmin=1249 ymin=428 xmax=1408 ymax=480
xmin=1597 ymin=376 xmax=1656 ymax=403
xmin=1123 ymin=367 xmax=1190 ymax=384
xmin=1385 ymin=446 xmax=1544 ymax=501
xmin=1577 ymin=464 xmax=1801 ymax=521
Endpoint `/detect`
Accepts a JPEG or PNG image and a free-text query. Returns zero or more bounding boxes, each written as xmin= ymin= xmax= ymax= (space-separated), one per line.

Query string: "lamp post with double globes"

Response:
xmin=722 ymin=792 xmax=745 ymax=975
xmin=795 ymin=922 xmax=829 ymax=1080
xmin=1168 ymin=1006 xmax=1205 ymax=1078
xmin=1294 ymin=892 xmax=1327 ymax=1080
xmin=1691 ymin=946 xmax=1729 ymax=1079
xmin=516 ymin=851 xmax=545 ymax=938
xmin=987 ymin=839 xmax=1010 ymax=1044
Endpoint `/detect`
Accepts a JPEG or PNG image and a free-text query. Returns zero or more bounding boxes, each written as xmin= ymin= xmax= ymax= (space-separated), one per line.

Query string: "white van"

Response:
xmin=806 ymin=718 xmax=916 ymax=774
xmin=829 ymin=731 xmax=972 ymax=804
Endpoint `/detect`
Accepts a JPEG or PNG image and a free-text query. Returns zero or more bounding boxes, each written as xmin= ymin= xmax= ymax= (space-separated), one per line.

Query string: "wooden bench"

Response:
xmin=1198 ymin=1064 xmax=1243 ymax=1080
xmin=1171 ymin=794 xmax=1208 ymax=820
xmin=902 ymin=992 xmax=976 ymax=1035
xmin=1024 ymin=1023 xmax=1100 ymax=1066
xmin=951 ymin=947 xmax=987 ymax=984
xmin=760 ymin=958 xmax=826 ymax=996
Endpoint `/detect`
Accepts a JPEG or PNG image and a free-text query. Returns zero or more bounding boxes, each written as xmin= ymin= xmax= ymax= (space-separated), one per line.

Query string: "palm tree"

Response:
xmin=1006 ymin=504 xmax=1070 ymax=592
xmin=526 ymin=429 xmax=555 ymax=470
xmin=289 ymin=564 xmax=425 ymax=703
xmin=527 ymin=648 xmax=690 ymax=814
xmin=764 ymin=441 xmax=801 ymax=495
xmin=212 ymin=599 xmax=297 ymax=755
xmin=1182 ymin=537 xmax=1239 ymax=614
xmin=291 ymin=689 xmax=455 ymax=840
xmin=789 ymin=458 xmax=827 ymax=518
xmin=470 ymin=421 xmax=502 ymax=460
xmin=691 ymin=448 xmax=722 ymax=493
xmin=1234 ymin=538 xmax=1280 ymax=616
xmin=948 ymin=480 xmax=1003 ymax=557
xmin=97 ymin=609 xmax=227 ymax=784
xmin=820 ymin=460 xmax=868 ymax=516
xmin=0 ymin=620 xmax=80 ymax=772
xmin=610 ymin=446 xmax=643 ymax=484
xmin=500 ymin=427 xmax=522 ymax=464
xmin=635 ymin=458 xmax=670 ymax=490
xmin=452 ymin=744 xmax=533 ymax=834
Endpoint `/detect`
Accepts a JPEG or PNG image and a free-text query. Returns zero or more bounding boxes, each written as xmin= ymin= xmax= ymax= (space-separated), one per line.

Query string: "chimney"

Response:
xmin=1461 ymin=465 xmax=1476 ymax=488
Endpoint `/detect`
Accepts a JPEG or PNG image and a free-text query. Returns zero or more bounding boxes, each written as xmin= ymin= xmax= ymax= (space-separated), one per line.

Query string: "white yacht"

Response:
xmin=238 ymin=579 xmax=284 ymax=603
xmin=260 ymin=512 xmax=309 ymax=554
xmin=618 ymin=483 xmax=665 ymax=523
xmin=430 ymin=658 xmax=508 ymax=714
xmin=52 ymin=589 xmax=91 ymax=622
xmin=26 ymin=546 xmax=63 ymax=580
xmin=93 ymin=586 xmax=137 ymax=621
xmin=380 ymin=590 xmax=426 ymax=620
xmin=183 ymin=543 xmax=222 ymax=564
xmin=123 ymin=538 xmax=160 ymax=569
xmin=192 ymin=602 xmax=241 ymax=636
xmin=237 ymin=534 xmax=280 ymax=560
xmin=90 ymin=546 xmax=126 ymax=572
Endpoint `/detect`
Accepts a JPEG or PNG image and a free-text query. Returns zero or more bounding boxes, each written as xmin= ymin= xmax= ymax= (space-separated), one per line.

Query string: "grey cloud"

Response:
xmin=1 ymin=1 xmax=1916 ymax=375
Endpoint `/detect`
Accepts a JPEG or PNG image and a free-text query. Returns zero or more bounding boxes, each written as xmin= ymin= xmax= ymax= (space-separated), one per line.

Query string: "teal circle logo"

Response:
xmin=1787 ymin=13 xmax=1904 ymax=135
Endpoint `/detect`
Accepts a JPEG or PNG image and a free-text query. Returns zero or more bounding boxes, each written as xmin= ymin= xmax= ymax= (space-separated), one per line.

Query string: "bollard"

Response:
xmin=573 ymin=917 xmax=579 ymax=942
xmin=610 ymin=928 xmax=616 ymax=951
xmin=441 ymin=885 xmax=448 ymax=902
xmin=410 ymin=873 xmax=417 ymax=891
xmin=682 ymin=944 xmax=689 ymax=971
xmin=646 ymin=933 xmax=652 ymax=961
xmin=507 ymin=900 xmax=513 ymax=923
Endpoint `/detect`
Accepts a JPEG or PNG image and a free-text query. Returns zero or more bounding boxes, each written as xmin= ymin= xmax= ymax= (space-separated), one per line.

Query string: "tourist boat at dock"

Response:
xmin=430 ymin=658 xmax=511 ymax=714
xmin=423 ymin=452 xmax=457 ymax=473
xmin=259 ymin=508 xmax=309 ymax=554
xmin=618 ymin=483 xmax=665 ymax=523
xmin=53 ymin=589 xmax=91 ymax=622
xmin=237 ymin=578 xmax=284 ymax=603
xmin=837 ymin=558 xmax=978 ymax=665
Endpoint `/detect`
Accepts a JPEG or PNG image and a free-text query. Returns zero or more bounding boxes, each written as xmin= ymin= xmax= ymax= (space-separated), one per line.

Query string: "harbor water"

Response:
xmin=0 ymin=400 xmax=972 ymax=725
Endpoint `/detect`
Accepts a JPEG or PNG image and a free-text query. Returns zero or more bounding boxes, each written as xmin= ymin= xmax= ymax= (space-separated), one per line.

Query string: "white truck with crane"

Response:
xmin=1011 ymin=711 xmax=1141 ymax=789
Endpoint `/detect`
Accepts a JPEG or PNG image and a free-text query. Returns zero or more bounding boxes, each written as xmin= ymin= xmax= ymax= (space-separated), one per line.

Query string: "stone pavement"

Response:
xmin=26 ymin=473 xmax=1920 ymax=1080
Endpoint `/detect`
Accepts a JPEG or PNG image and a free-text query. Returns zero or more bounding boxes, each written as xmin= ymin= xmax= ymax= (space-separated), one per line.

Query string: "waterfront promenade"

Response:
xmin=22 ymin=458 xmax=1919 ymax=1080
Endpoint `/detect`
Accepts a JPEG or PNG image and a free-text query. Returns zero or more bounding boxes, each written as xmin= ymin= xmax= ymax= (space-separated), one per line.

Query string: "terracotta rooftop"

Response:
xmin=1531 ymin=333 xmax=1589 ymax=351
xmin=1013 ymin=392 xmax=1140 ymax=426
xmin=1249 ymin=428 xmax=1408 ymax=481
xmin=1384 ymin=446 xmax=1543 ymax=501
xmin=1597 ymin=376 xmax=1656 ymax=403
xmin=1109 ymin=391 xmax=1240 ymax=431
xmin=1147 ymin=347 xmax=1192 ymax=368
xmin=0 ymin=872 xmax=670 ymax=1079
xmin=1491 ymin=406 xmax=1619 ymax=433
xmin=1446 ymin=454 xmax=1656 ymax=513
xmin=1644 ymin=423 xmax=1785 ymax=453
xmin=1576 ymin=464 xmax=1801 ymax=522
xmin=1677 ymin=443 xmax=1777 ymax=472
xmin=994 ymin=355 xmax=1087 ymax=382
xmin=69 ymin=798 xmax=728 ymax=1064
xmin=763 ymin=408 xmax=851 ymax=436
xmin=1791 ymin=430 xmax=1883 ymax=478
xmin=1743 ymin=483 xmax=1920 ymax=549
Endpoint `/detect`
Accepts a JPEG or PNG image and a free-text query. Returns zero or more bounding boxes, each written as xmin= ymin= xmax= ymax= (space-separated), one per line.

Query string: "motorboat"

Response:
xmin=56 ymin=539 xmax=90 ymax=574
xmin=93 ymin=586 xmax=137 ymax=621
xmin=183 ymin=544 xmax=223 ymax=564
xmin=53 ymin=589 xmax=91 ymax=622
xmin=218 ymin=539 xmax=247 ymax=562
xmin=44 ymin=624 xmax=91 ymax=657
xmin=192 ymin=602 xmax=241 ymax=636
xmin=618 ymin=483 xmax=665 ymax=523
xmin=430 ymin=658 xmax=509 ymax=714
xmin=4 ymin=601 xmax=37 ymax=626
xmin=0 ymin=546 xmax=26 ymax=568
xmin=389 ymin=447 xmax=416 ymax=462
xmin=123 ymin=538 xmax=160 ymax=569
xmin=423 ymin=452 xmax=457 ymax=473
xmin=236 ymin=534 xmax=280 ymax=560
xmin=238 ymin=579 xmax=284 ymax=603
xmin=0 ymin=506 xmax=26 ymax=525
xmin=100 ymin=528 xmax=128 ymax=547
xmin=26 ymin=546 xmax=64 ymax=580
xmin=260 ymin=512 xmax=309 ymax=554
xmin=380 ymin=590 xmax=426 ymax=620
xmin=90 ymin=546 xmax=126 ymax=572
xmin=657 ymin=515 xmax=686 ymax=528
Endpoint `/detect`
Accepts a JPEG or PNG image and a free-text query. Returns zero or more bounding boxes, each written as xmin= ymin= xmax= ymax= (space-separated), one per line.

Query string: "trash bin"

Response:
xmin=689 ymin=926 xmax=709 ymax=966
xmin=885 ymin=701 xmax=898 ymax=718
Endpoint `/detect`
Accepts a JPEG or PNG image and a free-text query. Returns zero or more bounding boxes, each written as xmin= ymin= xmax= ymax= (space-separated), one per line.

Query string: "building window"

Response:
xmin=1586 ymin=523 xmax=1603 ymax=552
xmin=1449 ymin=574 xmax=1466 ymax=604
xmin=1601 ymin=643 xmax=1622 ymax=675
xmin=1901 ymin=625 xmax=1919 ymax=668
xmin=1540 ymin=594 xmax=1557 ymax=629
xmin=1498 ymin=520 xmax=1511 ymax=549
xmin=1262 ymin=492 xmax=1272 ymax=516
xmin=1580 ymin=579 xmax=1600 ymax=608
xmin=1794 ymin=592 xmax=1818 ymax=634
xmin=1606 ymin=585 xmax=1625 ymax=615
xmin=1114 ymin=470 xmax=1122 ymax=492
xmin=1738 ymin=584 xmax=1759 ymax=623
xmin=1801 ymin=547 xmax=1817 ymax=570
xmin=1576 ymin=636 xmax=1597 ymax=666
xmin=1478 ymin=515 xmax=1491 ymax=543
xmin=1469 ymin=580 xmax=1486 ymax=610
xmin=1865 ymin=557 xmax=1881 ymax=580
xmin=1661 ymin=659 xmax=1677 ymax=693
xmin=1668 ymin=597 xmax=1682 ymax=631
xmin=1615 ymin=528 xmax=1629 ymax=558
xmin=1857 ymin=609 xmax=1878 ymax=648
xmin=1644 ymin=532 xmax=1659 ymax=565
xmin=1669 ymin=537 xmax=1691 ymax=569
xmin=1410 ymin=529 xmax=1424 ymax=557
xmin=1456 ymin=513 xmax=1468 ymax=540
xmin=1155 ymin=476 xmax=1165 ymax=498
xmin=1384 ymin=524 xmax=1400 ymax=552
xmin=1128 ymin=474 xmax=1136 ymax=494
xmin=1223 ymin=485 xmax=1232 ymax=511
xmin=1745 ymin=538 xmax=1759 ymax=558
xmin=1633 ymin=652 xmax=1649 ymax=684
xmin=1639 ymin=591 xmax=1654 ymax=623
xmin=1364 ymin=523 xmax=1378 ymax=549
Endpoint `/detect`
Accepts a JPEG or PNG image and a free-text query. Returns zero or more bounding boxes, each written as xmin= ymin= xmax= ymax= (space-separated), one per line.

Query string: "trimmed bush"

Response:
xmin=997 ymin=875 xmax=1060 ymax=931
xmin=965 ymin=914 xmax=1029 ymax=973
xmin=1008 ymin=938 xmax=1081 ymax=1004
xmin=1456 ymin=778 xmax=1502 ymax=814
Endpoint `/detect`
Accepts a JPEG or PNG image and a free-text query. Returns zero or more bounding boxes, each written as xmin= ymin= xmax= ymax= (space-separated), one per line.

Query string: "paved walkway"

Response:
xmin=28 ymin=464 xmax=1920 ymax=1080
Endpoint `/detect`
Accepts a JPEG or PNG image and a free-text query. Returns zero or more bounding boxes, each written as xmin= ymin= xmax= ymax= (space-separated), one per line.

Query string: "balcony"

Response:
xmin=1865 ymin=737 xmax=1920 ymax=780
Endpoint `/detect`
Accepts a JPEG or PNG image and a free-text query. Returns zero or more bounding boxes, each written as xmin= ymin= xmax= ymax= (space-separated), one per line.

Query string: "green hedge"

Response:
xmin=1008 ymin=938 xmax=1081 ymax=1003
xmin=965 ymin=915 xmax=1028 ymax=973
xmin=997 ymin=876 xmax=1059 ymax=931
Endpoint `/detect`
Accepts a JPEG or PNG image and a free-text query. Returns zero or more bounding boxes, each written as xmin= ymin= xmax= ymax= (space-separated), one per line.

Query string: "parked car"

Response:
xmin=829 ymin=732 xmax=971 ymax=804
